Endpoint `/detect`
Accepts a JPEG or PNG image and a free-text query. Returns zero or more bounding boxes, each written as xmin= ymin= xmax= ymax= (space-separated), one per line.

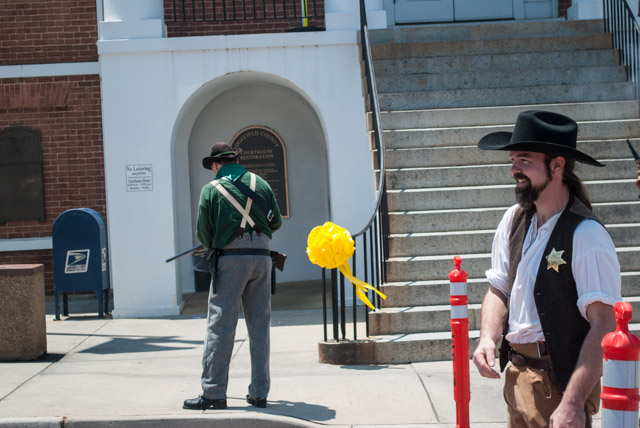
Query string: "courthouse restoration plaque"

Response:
xmin=231 ymin=126 xmax=289 ymax=218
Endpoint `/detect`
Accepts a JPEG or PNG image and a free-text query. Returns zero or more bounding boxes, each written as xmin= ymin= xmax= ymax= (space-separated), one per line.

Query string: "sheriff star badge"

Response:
xmin=546 ymin=248 xmax=567 ymax=273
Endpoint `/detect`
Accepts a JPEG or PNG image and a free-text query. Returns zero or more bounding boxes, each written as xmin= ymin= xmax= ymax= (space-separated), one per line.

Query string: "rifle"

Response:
xmin=628 ymin=139 xmax=640 ymax=165
xmin=166 ymin=245 xmax=204 ymax=263
xmin=627 ymin=139 xmax=640 ymax=199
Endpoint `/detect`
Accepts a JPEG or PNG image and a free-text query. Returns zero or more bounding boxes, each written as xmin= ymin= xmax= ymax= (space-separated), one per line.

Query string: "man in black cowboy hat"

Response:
xmin=184 ymin=142 xmax=282 ymax=411
xmin=472 ymin=111 xmax=621 ymax=428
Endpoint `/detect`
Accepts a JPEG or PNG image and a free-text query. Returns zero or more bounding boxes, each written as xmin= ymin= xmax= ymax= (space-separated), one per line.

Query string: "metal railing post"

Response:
xmin=352 ymin=247 xmax=358 ymax=340
xmin=331 ymin=268 xmax=339 ymax=341
xmin=340 ymin=273 xmax=346 ymax=340
xmin=603 ymin=0 xmax=640 ymax=99
xmin=322 ymin=267 xmax=327 ymax=342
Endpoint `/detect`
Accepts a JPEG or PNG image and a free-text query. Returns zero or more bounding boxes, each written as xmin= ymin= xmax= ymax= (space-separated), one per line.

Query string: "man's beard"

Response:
xmin=514 ymin=173 xmax=551 ymax=212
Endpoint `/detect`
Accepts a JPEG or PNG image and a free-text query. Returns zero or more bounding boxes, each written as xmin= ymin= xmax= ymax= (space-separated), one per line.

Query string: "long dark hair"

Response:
xmin=546 ymin=155 xmax=593 ymax=211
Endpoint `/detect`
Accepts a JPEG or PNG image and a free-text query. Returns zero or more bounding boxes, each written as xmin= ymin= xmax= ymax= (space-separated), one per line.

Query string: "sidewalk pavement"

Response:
xmin=0 ymin=291 xmax=603 ymax=428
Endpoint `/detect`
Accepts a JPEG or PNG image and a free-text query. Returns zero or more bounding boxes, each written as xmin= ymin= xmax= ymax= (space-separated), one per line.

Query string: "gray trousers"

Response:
xmin=201 ymin=233 xmax=272 ymax=400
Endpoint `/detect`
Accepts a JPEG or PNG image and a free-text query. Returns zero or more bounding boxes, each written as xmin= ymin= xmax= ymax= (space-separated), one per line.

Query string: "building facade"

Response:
xmin=1 ymin=0 xmax=620 ymax=317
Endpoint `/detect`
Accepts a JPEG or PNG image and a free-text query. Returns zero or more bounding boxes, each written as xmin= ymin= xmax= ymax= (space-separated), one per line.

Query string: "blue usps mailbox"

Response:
xmin=52 ymin=208 xmax=110 ymax=320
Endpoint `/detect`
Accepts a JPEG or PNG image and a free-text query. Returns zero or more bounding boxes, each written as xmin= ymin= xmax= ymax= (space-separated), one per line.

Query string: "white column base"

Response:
xmin=99 ymin=19 xmax=165 ymax=40
xmin=101 ymin=0 xmax=165 ymax=40
xmin=325 ymin=0 xmax=387 ymax=31
xmin=567 ymin=0 xmax=604 ymax=20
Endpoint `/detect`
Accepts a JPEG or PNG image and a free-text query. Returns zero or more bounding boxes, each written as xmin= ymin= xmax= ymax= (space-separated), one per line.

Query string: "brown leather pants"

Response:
xmin=504 ymin=342 xmax=600 ymax=428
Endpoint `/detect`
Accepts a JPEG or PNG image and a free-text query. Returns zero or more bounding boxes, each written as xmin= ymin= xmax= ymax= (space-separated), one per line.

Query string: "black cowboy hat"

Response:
xmin=478 ymin=110 xmax=604 ymax=167
xmin=202 ymin=142 xmax=242 ymax=170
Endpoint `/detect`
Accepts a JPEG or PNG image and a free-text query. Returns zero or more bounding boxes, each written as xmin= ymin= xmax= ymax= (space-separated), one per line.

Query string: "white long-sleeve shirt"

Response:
xmin=486 ymin=204 xmax=622 ymax=344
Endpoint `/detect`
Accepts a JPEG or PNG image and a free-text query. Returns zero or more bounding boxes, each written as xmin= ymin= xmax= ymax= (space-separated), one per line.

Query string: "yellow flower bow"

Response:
xmin=306 ymin=222 xmax=386 ymax=310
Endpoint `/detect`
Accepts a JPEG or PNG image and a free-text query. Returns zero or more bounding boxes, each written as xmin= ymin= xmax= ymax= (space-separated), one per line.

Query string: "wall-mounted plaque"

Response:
xmin=125 ymin=164 xmax=153 ymax=192
xmin=0 ymin=127 xmax=45 ymax=224
xmin=231 ymin=126 xmax=290 ymax=218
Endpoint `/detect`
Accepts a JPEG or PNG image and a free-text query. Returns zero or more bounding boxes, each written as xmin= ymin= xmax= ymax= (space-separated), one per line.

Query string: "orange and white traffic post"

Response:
xmin=601 ymin=301 xmax=640 ymax=428
xmin=449 ymin=255 xmax=470 ymax=428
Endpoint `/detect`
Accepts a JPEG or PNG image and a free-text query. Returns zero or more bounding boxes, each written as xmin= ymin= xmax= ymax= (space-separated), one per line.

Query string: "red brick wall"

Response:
xmin=0 ymin=74 xmax=105 ymax=295
xmin=165 ymin=0 xmax=325 ymax=37
xmin=0 ymin=250 xmax=55 ymax=295
xmin=559 ymin=0 xmax=572 ymax=18
xmin=0 ymin=0 xmax=98 ymax=66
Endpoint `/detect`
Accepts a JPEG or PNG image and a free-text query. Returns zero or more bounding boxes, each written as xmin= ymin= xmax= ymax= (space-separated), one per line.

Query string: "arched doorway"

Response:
xmin=172 ymin=72 xmax=330 ymax=300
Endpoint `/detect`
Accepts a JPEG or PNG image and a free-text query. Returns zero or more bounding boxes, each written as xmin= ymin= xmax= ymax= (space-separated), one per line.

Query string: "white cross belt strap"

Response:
xmin=241 ymin=173 xmax=256 ymax=228
xmin=211 ymin=173 xmax=257 ymax=228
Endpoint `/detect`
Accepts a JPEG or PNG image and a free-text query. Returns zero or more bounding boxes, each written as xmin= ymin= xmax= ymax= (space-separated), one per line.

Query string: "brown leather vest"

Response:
xmin=498 ymin=195 xmax=602 ymax=391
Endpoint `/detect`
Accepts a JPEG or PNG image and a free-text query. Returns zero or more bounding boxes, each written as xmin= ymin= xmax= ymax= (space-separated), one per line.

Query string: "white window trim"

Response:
xmin=0 ymin=238 xmax=53 ymax=252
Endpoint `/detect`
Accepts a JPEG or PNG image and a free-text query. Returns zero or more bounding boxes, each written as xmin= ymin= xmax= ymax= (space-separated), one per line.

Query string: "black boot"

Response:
xmin=183 ymin=396 xmax=227 ymax=410
xmin=246 ymin=395 xmax=267 ymax=408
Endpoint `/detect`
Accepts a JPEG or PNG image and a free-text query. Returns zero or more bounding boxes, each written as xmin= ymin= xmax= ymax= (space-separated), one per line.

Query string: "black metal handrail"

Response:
xmin=167 ymin=0 xmax=322 ymax=22
xmin=320 ymin=0 xmax=389 ymax=343
xmin=603 ymin=0 xmax=640 ymax=98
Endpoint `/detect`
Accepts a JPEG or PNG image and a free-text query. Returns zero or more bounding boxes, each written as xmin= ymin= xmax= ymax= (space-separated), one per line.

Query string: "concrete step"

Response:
xmin=378 ymin=101 xmax=640 ymax=130
xmin=386 ymin=180 xmax=638 ymax=212
xmin=382 ymin=278 xmax=491 ymax=307
xmin=381 ymin=274 xmax=640 ymax=307
xmin=382 ymin=119 xmax=640 ymax=149
xmin=387 ymin=201 xmax=640 ymax=234
xmin=388 ymin=223 xmax=640 ymax=257
xmin=318 ymin=330 xmax=479 ymax=364
xmin=376 ymin=66 xmax=626 ymax=94
xmin=382 ymin=145 xmax=499 ymax=169
xmin=371 ymin=33 xmax=612 ymax=60
xmin=382 ymin=139 xmax=640 ymax=168
xmin=373 ymin=49 xmax=619 ymax=76
xmin=384 ymin=159 xmax=637 ymax=189
xmin=354 ymin=319 xmax=640 ymax=363
xmin=378 ymin=82 xmax=636 ymax=110
xmin=369 ymin=295 xmax=640 ymax=337
xmin=389 ymin=230 xmax=496 ymax=258
xmin=369 ymin=19 xmax=605 ymax=44
xmin=370 ymin=303 xmax=482 ymax=335
xmin=386 ymin=247 xmax=640 ymax=283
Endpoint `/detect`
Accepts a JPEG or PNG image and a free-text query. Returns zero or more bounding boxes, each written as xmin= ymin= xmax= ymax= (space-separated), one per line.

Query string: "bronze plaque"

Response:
xmin=0 ymin=127 xmax=45 ymax=224
xmin=231 ymin=126 xmax=290 ymax=218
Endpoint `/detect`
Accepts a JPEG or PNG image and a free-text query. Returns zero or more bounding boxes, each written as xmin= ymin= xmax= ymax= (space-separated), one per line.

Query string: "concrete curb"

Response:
xmin=0 ymin=414 xmax=330 ymax=428
xmin=0 ymin=418 xmax=63 ymax=428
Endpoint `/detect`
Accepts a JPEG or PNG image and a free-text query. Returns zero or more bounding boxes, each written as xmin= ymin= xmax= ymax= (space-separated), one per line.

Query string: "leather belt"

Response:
xmin=217 ymin=249 xmax=270 ymax=257
xmin=508 ymin=348 xmax=552 ymax=371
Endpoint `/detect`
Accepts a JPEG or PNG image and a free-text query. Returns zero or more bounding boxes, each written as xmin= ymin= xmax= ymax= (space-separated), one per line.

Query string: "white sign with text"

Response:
xmin=125 ymin=164 xmax=153 ymax=192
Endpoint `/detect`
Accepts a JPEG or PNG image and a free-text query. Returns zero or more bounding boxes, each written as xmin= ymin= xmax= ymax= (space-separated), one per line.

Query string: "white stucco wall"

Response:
xmin=98 ymin=31 xmax=375 ymax=317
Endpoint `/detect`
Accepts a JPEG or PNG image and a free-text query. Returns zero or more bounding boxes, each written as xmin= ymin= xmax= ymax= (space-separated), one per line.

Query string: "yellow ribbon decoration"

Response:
xmin=306 ymin=222 xmax=386 ymax=310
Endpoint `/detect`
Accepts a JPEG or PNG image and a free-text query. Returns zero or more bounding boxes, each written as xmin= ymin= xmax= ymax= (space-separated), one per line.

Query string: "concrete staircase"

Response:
xmin=363 ymin=19 xmax=640 ymax=364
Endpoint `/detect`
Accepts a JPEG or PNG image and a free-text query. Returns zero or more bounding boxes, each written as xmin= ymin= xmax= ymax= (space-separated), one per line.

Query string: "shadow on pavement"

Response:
xmin=78 ymin=336 xmax=202 ymax=354
xmin=257 ymin=399 xmax=337 ymax=422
